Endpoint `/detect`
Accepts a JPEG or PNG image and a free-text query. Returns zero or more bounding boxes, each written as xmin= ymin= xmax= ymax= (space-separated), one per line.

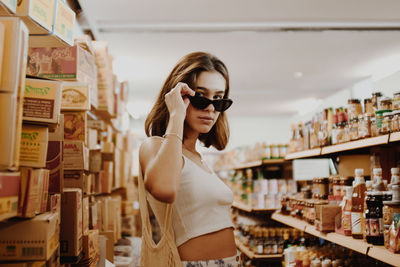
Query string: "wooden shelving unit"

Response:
xmin=232 ymin=202 xmax=278 ymax=213
xmin=235 ymin=237 xmax=283 ymax=260
xmin=321 ymin=135 xmax=389 ymax=155
xmin=389 ymin=131 xmax=400 ymax=143
xmin=285 ymin=148 xmax=321 ymax=160
xmin=271 ymin=212 xmax=400 ymax=266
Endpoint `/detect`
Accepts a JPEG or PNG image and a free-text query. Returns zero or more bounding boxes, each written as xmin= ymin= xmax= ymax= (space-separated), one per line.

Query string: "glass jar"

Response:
xmin=393 ymin=92 xmax=400 ymax=110
xmin=380 ymin=97 xmax=393 ymax=111
xmin=358 ymin=114 xmax=371 ymax=139
xmin=391 ymin=110 xmax=400 ymax=132
xmin=364 ymin=98 xmax=374 ymax=116
xmin=381 ymin=112 xmax=393 ymax=134
xmin=333 ymin=177 xmax=341 ymax=198
xmin=371 ymin=117 xmax=378 ymax=137
xmin=348 ymin=99 xmax=362 ymax=120
xmin=372 ymin=92 xmax=383 ymax=112
xmin=349 ymin=118 xmax=359 ymax=141
xmin=375 ymin=110 xmax=391 ymax=133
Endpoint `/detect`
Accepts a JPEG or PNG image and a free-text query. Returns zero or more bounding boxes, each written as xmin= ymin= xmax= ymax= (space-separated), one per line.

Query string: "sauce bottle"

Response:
xmin=372 ymin=168 xmax=385 ymax=191
xmin=343 ymin=186 xmax=353 ymax=236
xmin=351 ymin=168 xmax=367 ymax=239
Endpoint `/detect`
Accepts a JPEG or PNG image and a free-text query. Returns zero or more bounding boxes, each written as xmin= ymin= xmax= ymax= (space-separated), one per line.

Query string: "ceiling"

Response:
xmin=78 ymin=0 xmax=400 ymax=119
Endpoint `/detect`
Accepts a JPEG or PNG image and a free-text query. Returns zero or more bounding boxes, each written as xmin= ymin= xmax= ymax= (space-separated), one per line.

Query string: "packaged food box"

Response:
xmin=46 ymin=114 xmax=64 ymax=193
xmin=61 ymin=82 xmax=91 ymax=110
xmin=36 ymin=168 xmax=50 ymax=214
xmin=101 ymin=161 xmax=113 ymax=194
xmin=63 ymin=111 xmax=88 ymax=144
xmin=18 ymin=168 xmax=48 ymax=217
xmin=82 ymin=229 xmax=99 ymax=262
xmin=63 ymin=141 xmax=89 ymax=170
xmin=47 ymin=193 xmax=60 ymax=223
xmin=0 ymin=17 xmax=29 ymax=95
xmin=28 ymin=0 xmax=75 ymax=47
xmin=87 ymin=119 xmax=105 ymax=131
xmin=19 ymin=125 xmax=49 ymax=168
xmin=64 ymin=170 xmax=90 ymax=195
xmin=0 ymin=0 xmax=17 ymax=15
xmin=23 ymin=78 xmax=61 ymax=124
xmin=82 ymin=196 xmax=89 ymax=235
xmin=0 ymin=172 xmax=20 ymax=221
xmin=89 ymin=149 xmax=102 ymax=173
xmin=60 ymin=188 xmax=82 ymax=258
xmin=0 ymin=212 xmax=59 ymax=261
xmin=16 ymin=0 xmax=55 ymax=34
xmin=27 ymin=44 xmax=96 ymax=84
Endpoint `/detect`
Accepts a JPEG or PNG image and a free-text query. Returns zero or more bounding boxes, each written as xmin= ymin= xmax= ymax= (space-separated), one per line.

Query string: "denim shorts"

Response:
xmin=181 ymin=251 xmax=242 ymax=267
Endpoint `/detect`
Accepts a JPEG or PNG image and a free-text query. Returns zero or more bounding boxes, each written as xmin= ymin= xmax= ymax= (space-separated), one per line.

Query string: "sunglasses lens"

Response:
xmin=189 ymin=95 xmax=211 ymax=110
xmin=213 ymin=99 xmax=233 ymax=112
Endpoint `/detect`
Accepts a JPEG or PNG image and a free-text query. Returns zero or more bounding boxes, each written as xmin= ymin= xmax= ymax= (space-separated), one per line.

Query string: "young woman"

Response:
xmin=140 ymin=52 xmax=241 ymax=266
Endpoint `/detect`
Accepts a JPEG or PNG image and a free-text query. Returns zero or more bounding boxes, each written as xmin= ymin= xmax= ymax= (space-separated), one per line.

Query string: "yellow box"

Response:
xmin=61 ymin=82 xmax=91 ymax=111
xmin=16 ymin=0 xmax=55 ymax=34
xmin=19 ymin=125 xmax=49 ymax=168
xmin=23 ymin=78 xmax=61 ymax=124
xmin=63 ymin=141 xmax=89 ymax=171
xmin=53 ymin=0 xmax=75 ymax=46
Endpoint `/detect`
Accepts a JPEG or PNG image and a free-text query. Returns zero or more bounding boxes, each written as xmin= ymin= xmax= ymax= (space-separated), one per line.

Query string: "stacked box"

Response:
xmin=82 ymin=196 xmax=89 ymax=236
xmin=0 ymin=0 xmax=17 ymax=15
xmin=64 ymin=111 xmax=88 ymax=144
xmin=0 ymin=172 xmax=20 ymax=221
xmin=15 ymin=0 xmax=55 ymax=34
xmin=0 ymin=212 xmax=59 ymax=261
xmin=64 ymin=170 xmax=91 ymax=195
xmin=61 ymin=82 xmax=92 ymax=111
xmin=60 ymin=188 xmax=82 ymax=258
xmin=46 ymin=114 xmax=64 ymax=193
xmin=63 ymin=141 xmax=89 ymax=171
xmin=20 ymin=125 xmax=49 ymax=168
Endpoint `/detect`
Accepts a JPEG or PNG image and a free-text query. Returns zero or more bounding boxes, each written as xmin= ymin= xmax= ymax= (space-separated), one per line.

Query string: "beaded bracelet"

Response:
xmin=162 ymin=133 xmax=183 ymax=142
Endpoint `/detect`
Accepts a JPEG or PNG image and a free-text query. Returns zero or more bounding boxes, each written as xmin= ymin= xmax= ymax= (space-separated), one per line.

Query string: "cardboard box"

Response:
xmin=89 ymin=200 xmax=99 ymax=230
xmin=36 ymin=168 xmax=50 ymax=214
xmin=18 ymin=168 xmax=39 ymax=218
xmin=82 ymin=197 xmax=89 ymax=236
xmin=63 ymin=141 xmax=89 ymax=170
xmin=47 ymin=193 xmax=61 ymax=224
xmin=16 ymin=0 xmax=55 ymax=34
xmin=101 ymin=141 xmax=114 ymax=154
xmin=23 ymin=78 xmax=61 ymax=124
xmin=87 ymin=119 xmax=105 ymax=131
xmin=0 ymin=0 xmax=17 ymax=15
xmin=60 ymin=188 xmax=82 ymax=257
xmin=82 ymin=229 xmax=99 ymax=262
xmin=46 ymin=114 xmax=64 ymax=193
xmin=20 ymin=125 xmax=49 ymax=168
xmin=61 ymin=82 xmax=92 ymax=111
xmin=0 ymin=94 xmax=19 ymax=171
xmin=0 ymin=172 xmax=20 ymax=221
xmin=63 ymin=111 xmax=88 ymax=144
xmin=338 ymin=154 xmax=371 ymax=178
xmin=99 ymin=231 xmax=114 ymax=263
xmin=64 ymin=170 xmax=90 ymax=195
xmin=89 ymin=150 xmax=101 ymax=173
xmin=0 ymin=212 xmax=59 ymax=261
xmin=113 ymin=149 xmax=121 ymax=189
xmin=101 ymin=162 xmax=113 ymax=194
xmin=27 ymin=44 xmax=96 ymax=83
xmin=87 ymin=128 xmax=98 ymax=150
xmin=0 ymin=17 xmax=29 ymax=94
xmin=315 ymin=204 xmax=341 ymax=233
xmin=52 ymin=0 xmax=75 ymax=46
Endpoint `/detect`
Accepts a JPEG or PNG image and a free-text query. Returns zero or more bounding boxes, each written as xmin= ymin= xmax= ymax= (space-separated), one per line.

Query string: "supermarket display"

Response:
xmin=0 ymin=6 xmax=141 ymax=267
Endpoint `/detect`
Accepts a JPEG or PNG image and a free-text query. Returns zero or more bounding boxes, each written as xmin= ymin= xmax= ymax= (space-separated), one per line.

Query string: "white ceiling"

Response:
xmin=78 ymin=0 xmax=400 ymax=119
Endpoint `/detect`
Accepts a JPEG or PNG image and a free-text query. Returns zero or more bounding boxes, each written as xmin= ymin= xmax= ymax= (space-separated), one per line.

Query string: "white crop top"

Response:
xmin=146 ymin=153 xmax=234 ymax=247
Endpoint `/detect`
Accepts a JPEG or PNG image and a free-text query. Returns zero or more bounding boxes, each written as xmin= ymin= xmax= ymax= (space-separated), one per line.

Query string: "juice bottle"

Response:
xmin=351 ymin=168 xmax=367 ymax=239
xmin=343 ymin=186 xmax=353 ymax=236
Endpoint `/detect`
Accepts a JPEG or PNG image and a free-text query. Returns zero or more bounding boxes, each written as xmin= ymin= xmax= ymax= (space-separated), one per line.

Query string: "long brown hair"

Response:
xmin=145 ymin=52 xmax=230 ymax=150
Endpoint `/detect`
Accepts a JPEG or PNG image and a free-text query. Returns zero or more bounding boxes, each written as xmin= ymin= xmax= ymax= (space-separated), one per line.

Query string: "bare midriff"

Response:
xmin=178 ymin=227 xmax=237 ymax=261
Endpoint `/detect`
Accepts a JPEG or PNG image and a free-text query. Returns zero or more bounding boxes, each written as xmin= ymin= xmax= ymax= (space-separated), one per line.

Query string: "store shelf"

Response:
xmin=321 ymin=135 xmax=389 ymax=155
xmin=271 ymin=212 xmax=308 ymax=231
xmin=389 ymin=131 xmax=400 ymax=143
xmin=232 ymin=202 xmax=278 ymax=213
xmin=367 ymin=246 xmax=400 ymax=267
xmin=262 ymin=159 xmax=286 ymax=164
xmin=215 ymin=159 xmax=285 ymax=172
xmin=285 ymin=148 xmax=321 ymax=160
xmin=235 ymin=237 xmax=282 ymax=260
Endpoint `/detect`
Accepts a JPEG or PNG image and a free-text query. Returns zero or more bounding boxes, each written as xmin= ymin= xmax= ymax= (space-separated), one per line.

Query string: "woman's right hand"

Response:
xmin=164 ymin=82 xmax=195 ymax=118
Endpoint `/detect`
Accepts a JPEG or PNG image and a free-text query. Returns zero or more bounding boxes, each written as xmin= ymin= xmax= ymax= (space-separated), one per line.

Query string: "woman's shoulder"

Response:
xmin=139 ymin=136 xmax=164 ymax=156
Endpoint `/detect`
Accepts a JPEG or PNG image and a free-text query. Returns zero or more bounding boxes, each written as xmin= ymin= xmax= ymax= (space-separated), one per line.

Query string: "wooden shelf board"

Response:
xmin=215 ymin=159 xmax=285 ymax=171
xmin=262 ymin=159 xmax=286 ymax=164
xmin=233 ymin=160 xmax=263 ymax=170
xmin=367 ymin=246 xmax=400 ymax=267
xmin=321 ymin=135 xmax=389 ymax=155
xmin=285 ymin=148 xmax=321 ymax=160
xmin=389 ymin=131 xmax=400 ymax=143
xmin=232 ymin=202 xmax=278 ymax=213
xmin=235 ymin=237 xmax=282 ymax=260
xmin=271 ymin=213 xmax=307 ymax=231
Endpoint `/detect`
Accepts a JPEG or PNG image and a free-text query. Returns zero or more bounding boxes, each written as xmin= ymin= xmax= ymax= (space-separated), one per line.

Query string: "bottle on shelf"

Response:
xmin=372 ymin=168 xmax=385 ymax=191
xmin=351 ymin=168 xmax=367 ymax=239
xmin=389 ymin=167 xmax=400 ymax=190
xmin=365 ymin=192 xmax=385 ymax=245
xmin=342 ymin=186 xmax=353 ymax=236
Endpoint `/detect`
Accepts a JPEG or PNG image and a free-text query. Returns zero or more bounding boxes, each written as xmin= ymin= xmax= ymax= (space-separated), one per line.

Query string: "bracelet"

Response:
xmin=162 ymin=133 xmax=183 ymax=142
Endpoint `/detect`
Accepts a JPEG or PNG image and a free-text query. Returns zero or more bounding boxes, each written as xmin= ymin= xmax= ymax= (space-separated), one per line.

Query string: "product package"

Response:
xmin=82 ymin=229 xmax=100 ymax=264
xmin=87 ymin=128 xmax=98 ymax=150
xmin=0 ymin=212 xmax=59 ymax=261
xmin=28 ymin=0 xmax=75 ymax=47
xmin=82 ymin=196 xmax=89 ymax=235
xmin=0 ymin=94 xmax=19 ymax=170
xmin=63 ymin=111 xmax=88 ymax=144
xmin=23 ymin=78 xmax=62 ymax=124
xmin=0 ymin=172 xmax=20 ymax=221
xmin=64 ymin=170 xmax=91 ymax=195
xmin=19 ymin=125 xmax=49 ymax=168
xmin=60 ymin=188 xmax=83 ymax=258
xmin=89 ymin=149 xmax=102 ymax=173
xmin=101 ymin=161 xmax=113 ymax=194
xmin=0 ymin=0 xmax=17 ymax=14
xmin=61 ymin=82 xmax=93 ymax=111
xmin=63 ymin=141 xmax=89 ymax=170
xmin=46 ymin=114 xmax=64 ymax=193
xmin=15 ymin=0 xmax=55 ymax=34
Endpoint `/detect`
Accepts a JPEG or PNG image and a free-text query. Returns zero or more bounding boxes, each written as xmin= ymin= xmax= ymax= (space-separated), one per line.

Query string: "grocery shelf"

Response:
xmin=232 ymin=202 xmax=278 ymax=213
xmin=215 ymin=159 xmax=285 ymax=172
xmin=285 ymin=148 xmax=321 ymax=160
xmin=272 ymin=212 xmax=400 ymax=265
xmin=321 ymin=135 xmax=389 ymax=155
xmin=270 ymin=212 xmax=308 ymax=231
xmin=367 ymin=246 xmax=400 ymax=267
xmin=389 ymin=131 xmax=400 ymax=143
xmin=262 ymin=159 xmax=286 ymax=164
xmin=235 ymin=237 xmax=282 ymax=260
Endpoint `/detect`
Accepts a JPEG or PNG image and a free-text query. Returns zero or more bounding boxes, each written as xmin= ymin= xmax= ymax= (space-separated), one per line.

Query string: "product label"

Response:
xmin=29 ymin=0 xmax=55 ymax=31
xmin=369 ymin=218 xmax=384 ymax=236
xmin=23 ymin=97 xmax=54 ymax=119
xmin=343 ymin=211 xmax=352 ymax=231
xmin=257 ymin=245 xmax=263 ymax=254
xmin=364 ymin=218 xmax=370 ymax=236
xmin=351 ymin=212 xmax=362 ymax=235
xmin=55 ymin=0 xmax=75 ymax=45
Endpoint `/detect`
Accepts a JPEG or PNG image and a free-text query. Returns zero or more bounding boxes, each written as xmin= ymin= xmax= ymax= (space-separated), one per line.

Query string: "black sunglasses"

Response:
xmin=188 ymin=93 xmax=233 ymax=112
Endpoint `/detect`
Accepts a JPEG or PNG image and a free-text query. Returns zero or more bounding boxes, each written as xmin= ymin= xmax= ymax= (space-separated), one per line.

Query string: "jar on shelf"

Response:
xmin=358 ymin=114 xmax=371 ymax=139
xmin=375 ymin=110 xmax=391 ymax=134
xmin=381 ymin=111 xmax=393 ymax=134
xmin=391 ymin=110 xmax=400 ymax=132
xmin=364 ymin=98 xmax=374 ymax=116
xmin=380 ymin=97 xmax=393 ymax=111
xmin=372 ymin=92 xmax=383 ymax=112
xmin=271 ymin=144 xmax=280 ymax=159
xmin=371 ymin=117 xmax=378 ymax=137
xmin=393 ymin=92 xmax=400 ymax=110
xmin=349 ymin=118 xmax=359 ymax=141
xmin=332 ymin=177 xmax=341 ymax=198
xmin=347 ymin=99 xmax=362 ymax=120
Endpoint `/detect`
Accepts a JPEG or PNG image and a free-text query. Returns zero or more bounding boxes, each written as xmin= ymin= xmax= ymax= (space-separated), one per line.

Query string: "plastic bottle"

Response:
xmin=342 ymin=186 xmax=353 ymax=236
xmin=389 ymin=168 xmax=400 ymax=190
xmin=372 ymin=168 xmax=385 ymax=191
xmin=351 ymin=168 xmax=367 ymax=239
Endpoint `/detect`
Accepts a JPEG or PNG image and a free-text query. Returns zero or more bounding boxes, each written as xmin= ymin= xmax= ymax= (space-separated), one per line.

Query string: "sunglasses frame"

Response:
xmin=188 ymin=93 xmax=233 ymax=112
